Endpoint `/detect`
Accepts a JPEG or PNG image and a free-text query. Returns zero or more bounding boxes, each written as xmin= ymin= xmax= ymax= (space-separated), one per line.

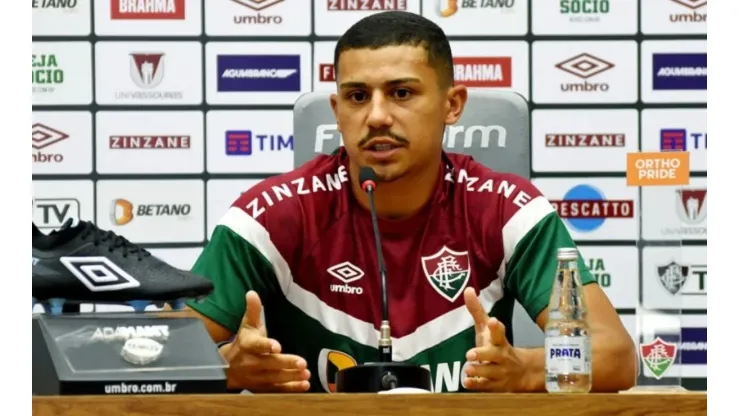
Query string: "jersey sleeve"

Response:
xmin=497 ymin=177 xmax=596 ymax=321
xmin=185 ymin=189 xmax=300 ymax=334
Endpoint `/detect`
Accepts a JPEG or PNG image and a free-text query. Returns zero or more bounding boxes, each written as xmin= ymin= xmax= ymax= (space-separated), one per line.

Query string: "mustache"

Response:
xmin=357 ymin=129 xmax=409 ymax=148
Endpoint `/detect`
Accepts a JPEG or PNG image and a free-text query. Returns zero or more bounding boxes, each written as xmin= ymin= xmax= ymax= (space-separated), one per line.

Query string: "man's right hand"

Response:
xmin=220 ymin=290 xmax=311 ymax=393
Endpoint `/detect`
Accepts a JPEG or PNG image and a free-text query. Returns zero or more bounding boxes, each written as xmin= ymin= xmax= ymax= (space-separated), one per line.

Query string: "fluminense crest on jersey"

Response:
xmin=421 ymin=246 xmax=471 ymax=302
xmin=640 ymin=337 xmax=678 ymax=379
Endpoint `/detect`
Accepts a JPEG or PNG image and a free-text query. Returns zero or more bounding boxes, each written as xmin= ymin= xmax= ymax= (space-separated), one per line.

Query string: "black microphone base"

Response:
xmin=335 ymin=362 xmax=432 ymax=393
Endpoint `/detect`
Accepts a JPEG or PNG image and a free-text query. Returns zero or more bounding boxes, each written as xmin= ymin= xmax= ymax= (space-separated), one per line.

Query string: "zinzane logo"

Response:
xmin=59 ymin=256 xmax=140 ymax=292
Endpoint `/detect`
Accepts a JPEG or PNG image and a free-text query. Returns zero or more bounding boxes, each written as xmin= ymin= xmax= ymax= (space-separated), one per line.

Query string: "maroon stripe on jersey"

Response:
xmin=290 ymin=155 xmax=506 ymax=338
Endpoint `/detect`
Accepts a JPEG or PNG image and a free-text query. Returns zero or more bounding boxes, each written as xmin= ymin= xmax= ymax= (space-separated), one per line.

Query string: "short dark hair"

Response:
xmin=333 ymin=11 xmax=454 ymax=87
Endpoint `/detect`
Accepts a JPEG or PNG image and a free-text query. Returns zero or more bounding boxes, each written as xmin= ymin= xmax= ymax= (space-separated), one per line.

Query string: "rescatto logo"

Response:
xmin=550 ymin=184 xmax=634 ymax=232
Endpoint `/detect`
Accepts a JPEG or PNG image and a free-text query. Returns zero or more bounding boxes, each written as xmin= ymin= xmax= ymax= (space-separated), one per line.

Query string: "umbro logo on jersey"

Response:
xmin=421 ymin=246 xmax=472 ymax=303
xmin=328 ymin=261 xmax=364 ymax=295
xmin=59 ymin=256 xmax=140 ymax=292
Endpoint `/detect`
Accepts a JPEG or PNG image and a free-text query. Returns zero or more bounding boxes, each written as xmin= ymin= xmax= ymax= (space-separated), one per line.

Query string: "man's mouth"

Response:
xmin=368 ymin=143 xmax=400 ymax=151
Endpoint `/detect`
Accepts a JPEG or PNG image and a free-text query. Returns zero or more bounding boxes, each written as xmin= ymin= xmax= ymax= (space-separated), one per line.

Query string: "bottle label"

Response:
xmin=545 ymin=336 xmax=590 ymax=375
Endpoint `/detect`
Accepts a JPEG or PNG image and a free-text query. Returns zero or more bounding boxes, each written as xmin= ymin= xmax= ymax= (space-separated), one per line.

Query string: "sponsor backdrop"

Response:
xmin=32 ymin=0 xmax=707 ymax=389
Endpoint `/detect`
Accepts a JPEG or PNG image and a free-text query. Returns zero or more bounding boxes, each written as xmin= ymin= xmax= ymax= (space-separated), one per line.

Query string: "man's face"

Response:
xmin=330 ymin=45 xmax=465 ymax=182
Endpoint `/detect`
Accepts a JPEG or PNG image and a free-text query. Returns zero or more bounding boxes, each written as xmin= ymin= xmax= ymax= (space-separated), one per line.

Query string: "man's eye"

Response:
xmin=393 ymin=89 xmax=412 ymax=99
xmin=348 ymin=91 xmax=367 ymax=102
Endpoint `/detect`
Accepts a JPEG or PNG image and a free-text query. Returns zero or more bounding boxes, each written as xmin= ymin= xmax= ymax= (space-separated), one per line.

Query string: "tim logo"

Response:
xmin=59 ymin=257 xmax=140 ymax=292
xmin=226 ymin=131 xmax=253 ymax=155
xmin=130 ymin=53 xmax=165 ymax=89
xmin=556 ymin=53 xmax=614 ymax=92
xmin=660 ymin=129 xmax=687 ymax=151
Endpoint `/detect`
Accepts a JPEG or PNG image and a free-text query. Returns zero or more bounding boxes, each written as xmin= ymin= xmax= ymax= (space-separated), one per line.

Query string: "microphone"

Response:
xmin=358 ymin=167 xmax=392 ymax=364
xmin=334 ymin=167 xmax=432 ymax=393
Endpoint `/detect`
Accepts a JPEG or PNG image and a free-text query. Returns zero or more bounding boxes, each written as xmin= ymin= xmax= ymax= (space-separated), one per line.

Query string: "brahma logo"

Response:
xmin=550 ymin=184 xmax=634 ymax=232
xmin=556 ymin=53 xmax=614 ymax=92
xmin=317 ymin=349 xmax=357 ymax=392
xmin=452 ymin=57 xmax=511 ymax=88
xmin=111 ymin=0 xmax=186 ymax=20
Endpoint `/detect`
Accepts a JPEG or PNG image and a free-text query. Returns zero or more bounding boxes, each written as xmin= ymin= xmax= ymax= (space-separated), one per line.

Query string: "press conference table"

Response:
xmin=33 ymin=392 xmax=707 ymax=416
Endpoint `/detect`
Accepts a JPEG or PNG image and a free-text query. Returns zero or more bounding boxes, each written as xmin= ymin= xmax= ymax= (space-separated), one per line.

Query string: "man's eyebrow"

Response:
xmin=338 ymin=78 xmax=423 ymax=89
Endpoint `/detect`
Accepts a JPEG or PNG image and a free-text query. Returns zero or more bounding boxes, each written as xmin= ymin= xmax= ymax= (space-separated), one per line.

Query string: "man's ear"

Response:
xmin=444 ymin=84 xmax=468 ymax=126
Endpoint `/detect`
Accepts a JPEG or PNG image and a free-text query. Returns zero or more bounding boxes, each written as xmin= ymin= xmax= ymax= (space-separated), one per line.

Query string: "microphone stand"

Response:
xmin=367 ymin=186 xmax=392 ymax=364
xmin=334 ymin=168 xmax=432 ymax=393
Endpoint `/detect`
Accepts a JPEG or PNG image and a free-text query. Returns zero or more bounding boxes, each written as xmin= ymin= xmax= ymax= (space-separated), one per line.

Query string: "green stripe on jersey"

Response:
xmin=185 ymin=223 xmax=283 ymax=334
xmin=503 ymin=204 xmax=596 ymax=320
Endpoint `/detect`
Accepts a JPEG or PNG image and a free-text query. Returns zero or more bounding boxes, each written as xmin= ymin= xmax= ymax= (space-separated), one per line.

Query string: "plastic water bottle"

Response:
xmin=544 ymin=247 xmax=592 ymax=393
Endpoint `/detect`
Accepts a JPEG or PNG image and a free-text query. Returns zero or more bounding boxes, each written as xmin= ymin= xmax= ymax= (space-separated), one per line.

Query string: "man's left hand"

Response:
xmin=462 ymin=287 xmax=531 ymax=392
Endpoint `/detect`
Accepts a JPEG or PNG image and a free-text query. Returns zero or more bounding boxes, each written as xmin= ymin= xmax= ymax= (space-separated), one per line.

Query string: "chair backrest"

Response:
xmin=292 ymin=89 xmax=544 ymax=347
xmin=293 ymin=89 xmax=529 ymax=176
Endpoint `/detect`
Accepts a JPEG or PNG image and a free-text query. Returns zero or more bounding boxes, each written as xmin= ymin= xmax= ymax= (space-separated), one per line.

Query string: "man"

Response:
xmin=184 ymin=11 xmax=637 ymax=394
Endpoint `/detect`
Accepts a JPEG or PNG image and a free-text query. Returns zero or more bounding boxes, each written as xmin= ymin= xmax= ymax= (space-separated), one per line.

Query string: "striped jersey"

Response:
xmin=186 ymin=148 xmax=594 ymax=393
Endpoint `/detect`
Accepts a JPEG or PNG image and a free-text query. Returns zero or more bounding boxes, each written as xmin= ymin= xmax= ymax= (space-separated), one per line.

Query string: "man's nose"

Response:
xmin=366 ymin=91 xmax=393 ymax=129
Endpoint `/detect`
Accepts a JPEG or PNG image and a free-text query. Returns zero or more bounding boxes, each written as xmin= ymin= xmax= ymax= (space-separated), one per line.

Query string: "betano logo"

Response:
xmin=110 ymin=198 xmax=193 ymax=226
xmin=438 ymin=0 xmax=515 ymax=17
xmin=111 ymin=199 xmax=135 ymax=226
